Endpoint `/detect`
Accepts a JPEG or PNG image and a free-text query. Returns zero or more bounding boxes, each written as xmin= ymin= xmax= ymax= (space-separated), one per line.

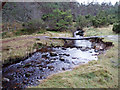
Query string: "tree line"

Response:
xmin=2 ymin=2 xmax=120 ymax=34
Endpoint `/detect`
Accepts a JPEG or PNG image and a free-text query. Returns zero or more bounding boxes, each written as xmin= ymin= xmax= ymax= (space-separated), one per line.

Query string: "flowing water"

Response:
xmin=2 ymin=30 xmax=113 ymax=89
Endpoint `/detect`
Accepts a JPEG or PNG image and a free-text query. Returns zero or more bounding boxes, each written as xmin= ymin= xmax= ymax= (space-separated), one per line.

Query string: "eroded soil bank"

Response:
xmin=2 ymin=31 xmax=114 ymax=89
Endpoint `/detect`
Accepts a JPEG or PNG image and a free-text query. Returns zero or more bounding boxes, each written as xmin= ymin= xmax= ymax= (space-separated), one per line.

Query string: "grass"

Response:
xmin=2 ymin=38 xmax=35 ymax=64
xmin=1 ymin=31 xmax=72 ymax=64
xmin=84 ymin=25 xmax=116 ymax=36
xmin=29 ymin=25 xmax=118 ymax=88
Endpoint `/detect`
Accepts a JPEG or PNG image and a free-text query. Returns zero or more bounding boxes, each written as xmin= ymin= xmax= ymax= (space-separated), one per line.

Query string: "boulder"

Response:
xmin=50 ymin=52 xmax=58 ymax=56
xmin=60 ymin=57 xmax=65 ymax=61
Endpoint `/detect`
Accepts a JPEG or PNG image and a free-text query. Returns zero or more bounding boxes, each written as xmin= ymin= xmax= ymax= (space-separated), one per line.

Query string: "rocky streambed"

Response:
xmin=2 ymin=30 xmax=114 ymax=89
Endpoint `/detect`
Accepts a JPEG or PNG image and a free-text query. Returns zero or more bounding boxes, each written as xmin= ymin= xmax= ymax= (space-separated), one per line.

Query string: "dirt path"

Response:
xmin=2 ymin=36 xmax=47 ymax=44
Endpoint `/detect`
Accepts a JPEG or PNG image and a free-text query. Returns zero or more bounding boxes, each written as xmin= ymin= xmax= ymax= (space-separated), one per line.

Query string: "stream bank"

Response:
xmin=2 ymin=30 xmax=114 ymax=89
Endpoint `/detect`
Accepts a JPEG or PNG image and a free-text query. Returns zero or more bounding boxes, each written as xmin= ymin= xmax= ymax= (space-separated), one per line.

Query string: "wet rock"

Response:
xmin=28 ymin=71 xmax=34 ymax=73
xmin=64 ymin=59 xmax=70 ymax=63
xmin=50 ymin=52 xmax=58 ymax=56
xmin=72 ymin=61 xmax=75 ymax=64
xmin=45 ymin=61 xmax=50 ymax=64
xmin=50 ymin=68 xmax=54 ymax=71
xmin=39 ymin=67 xmax=43 ymax=70
xmin=23 ymin=80 xmax=28 ymax=84
xmin=66 ymin=54 xmax=70 ymax=56
xmin=50 ymin=60 xmax=55 ymax=63
xmin=48 ymin=65 xmax=54 ymax=69
xmin=60 ymin=57 xmax=65 ymax=61
xmin=92 ymin=53 xmax=99 ymax=56
xmin=25 ymin=72 xmax=32 ymax=77
xmin=105 ymin=42 xmax=113 ymax=46
xmin=3 ymin=77 xmax=10 ymax=82
xmin=62 ymin=67 xmax=65 ymax=71
xmin=72 ymin=57 xmax=77 ymax=59
xmin=50 ymin=58 xmax=56 ymax=60
xmin=54 ymin=46 xmax=60 ymax=48
xmin=59 ymin=54 xmax=63 ymax=56
xmin=17 ymin=65 xmax=22 ymax=69
xmin=36 ymin=64 xmax=42 ymax=67
xmin=89 ymin=51 xmax=92 ymax=53
xmin=76 ymin=30 xmax=84 ymax=36
xmin=42 ymin=54 xmax=48 ymax=58
xmin=61 ymin=47 xmax=66 ymax=50
xmin=95 ymin=49 xmax=99 ymax=52
xmin=48 ymin=66 xmax=54 ymax=71
xmin=36 ymin=79 xmax=41 ymax=82
xmin=40 ymin=76 xmax=43 ymax=79
xmin=62 ymin=54 xmax=66 ymax=55
xmin=81 ymin=47 xmax=87 ymax=51
xmin=42 ymin=65 xmax=47 ymax=68
xmin=22 ymin=63 xmax=31 ymax=68
xmin=37 ymin=77 xmax=40 ymax=79
xmin=50 ymin=58 xmax=56 ymax=63
xmin=76 ymin=46 xmax=82 ymax=49
xmin=63 ymin=54 xmax=70 ymax=56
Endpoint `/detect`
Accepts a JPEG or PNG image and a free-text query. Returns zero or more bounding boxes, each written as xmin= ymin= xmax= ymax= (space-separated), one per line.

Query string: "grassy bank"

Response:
xmin=2 ymin=31 xmax=72 ymax=64
xmin=29 ymin=25 xmax=118 ymax=88
xmin=84 ymin=25 xmax=116 ymax=36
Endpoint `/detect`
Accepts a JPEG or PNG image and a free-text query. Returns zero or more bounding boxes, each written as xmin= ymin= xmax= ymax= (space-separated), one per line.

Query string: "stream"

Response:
xmin=2 ymin=30 xmax=114 ymax=89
